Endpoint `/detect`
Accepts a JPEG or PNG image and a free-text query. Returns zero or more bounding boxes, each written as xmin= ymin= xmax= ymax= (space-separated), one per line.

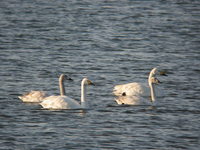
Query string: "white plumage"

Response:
xmin=113 ymin=82 xmax=149 ymax=97
xmin=18 ymin=74 xmax=71 ymax=103
xmin=115 ymin=95 xmax=149 ymax=105
xmin=40 ymin=95 xmax=81 ymax=109
xmin=40 ymin=78 xmax=94 ymax=110
xmin=18 ymin=91 xmax=47 ymax=103
xmin=113 ymin=68 xmax=160 ymax=104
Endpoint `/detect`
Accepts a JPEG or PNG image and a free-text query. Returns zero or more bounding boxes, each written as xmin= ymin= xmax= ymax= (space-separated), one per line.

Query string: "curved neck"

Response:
xmin=59 ymin=76 xmax=66 ymax=96
xmin=148 ymin=68 xmax=157 ymax=83
xmin=149 ymin=83 xmax=156 ymax=102
xmin=148 ymin=68 xmax=157 ymax=102
xmin=81 ymin=80 xmax=87 ymax=108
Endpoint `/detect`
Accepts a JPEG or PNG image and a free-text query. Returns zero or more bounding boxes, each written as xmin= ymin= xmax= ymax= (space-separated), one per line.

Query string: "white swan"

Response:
xmin=18 ymin=74 xmax=72 ymax=102
xmin=40 ymin=78 xmax=94 ymax=109
xmin=115 ymin=95 xmax=148 ymax=105
xmin=18 ymin=91 xmax=47 ymax=103
xmin=113 ymin=68 xmax=160 ymax=102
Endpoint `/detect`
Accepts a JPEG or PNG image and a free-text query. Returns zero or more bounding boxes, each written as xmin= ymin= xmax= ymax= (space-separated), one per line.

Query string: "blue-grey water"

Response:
xmin=0 ymin=0 xmax=199 ymax=149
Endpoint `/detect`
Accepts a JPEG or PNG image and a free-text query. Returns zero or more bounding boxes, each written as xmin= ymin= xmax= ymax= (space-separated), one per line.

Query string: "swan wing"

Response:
xmin=115 ymin=96 xmax=152 ymax=105
xmin=113 ymin=82 xmax=148 ymax=96
xmin=18 ymin=91 xmax=47 ymax=102
xmin=40 ymin=95 xmax=81 ymax=109
xmin=115 ymin=96 xmax=140 ymax=105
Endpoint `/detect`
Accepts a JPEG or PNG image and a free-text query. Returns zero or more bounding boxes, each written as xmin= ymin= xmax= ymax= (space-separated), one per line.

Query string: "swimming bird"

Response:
xmin=115 ymin=95 xmax=147 ymax=105
xmin=40 ymin=78 xmax=94 ymax=109
xmin=18 ymin=74 xmax=72 ymax=102
xmin=113 ymin=68 xmax=160 ymax=102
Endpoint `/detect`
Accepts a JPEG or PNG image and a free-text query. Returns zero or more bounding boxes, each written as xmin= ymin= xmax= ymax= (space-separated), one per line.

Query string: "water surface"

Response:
xmin=0 ymin=0 xmax=199 ymax=149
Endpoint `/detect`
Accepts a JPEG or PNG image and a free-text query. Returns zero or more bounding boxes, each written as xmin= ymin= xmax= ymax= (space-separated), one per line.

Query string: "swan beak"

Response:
xmin=65 ymin=75 xmax=73 ymax=81
xmin=159 ymin=71 xmax=168 ymax=76
xmin=90 ymin=82 xmax=95 ymax=86
xmin=68 ymin=77 xmax=73 ymax=81
xmin=87 ymin=80 xmax=95 ymax=86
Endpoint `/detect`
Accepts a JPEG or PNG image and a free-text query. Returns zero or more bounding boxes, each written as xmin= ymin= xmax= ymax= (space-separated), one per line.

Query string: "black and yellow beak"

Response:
xmin=65 ymin=75 xmax=73 ymax=81
xmin=159 ymin=70 xmax=168 ymax=76
xmin=87 ymin=80 xmax=95 ymax=86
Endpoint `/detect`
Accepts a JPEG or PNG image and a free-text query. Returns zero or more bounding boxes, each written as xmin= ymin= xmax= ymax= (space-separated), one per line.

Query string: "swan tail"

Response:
xmin=18 ymin=91 xmax=46 ymax=102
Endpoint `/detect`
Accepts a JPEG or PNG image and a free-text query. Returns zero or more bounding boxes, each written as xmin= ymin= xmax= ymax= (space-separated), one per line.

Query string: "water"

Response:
xmin=0 ymin=0 xmax=199 ymax=149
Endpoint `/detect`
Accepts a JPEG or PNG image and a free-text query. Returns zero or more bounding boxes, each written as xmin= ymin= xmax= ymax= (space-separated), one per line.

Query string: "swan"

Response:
xmin=40 ymin=78 xmax=94 ymax=109
xmin=18 ymin=74 xmax=72 ymax=102
xmin=115 ymin=95 xmax=148 ymax=105
xmin=18 ymin=91 xmax=47 ymax=103
xmin=113 ymin=68 xmax=161 ymax=102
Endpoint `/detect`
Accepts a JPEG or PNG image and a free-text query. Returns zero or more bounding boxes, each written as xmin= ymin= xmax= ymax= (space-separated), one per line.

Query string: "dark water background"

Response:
xmin=0 ymin=0 xmax=199 ymax=149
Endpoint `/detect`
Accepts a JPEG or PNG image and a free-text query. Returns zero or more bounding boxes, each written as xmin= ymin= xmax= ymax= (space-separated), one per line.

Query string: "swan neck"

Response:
xmin=149 ymin=83 xmax=156 ymax=102
xmin=81 ymin=80 xmax=87 ymax=108
xmin=148 ymin=73 xmax=153 ymax=84
xmin=59 ymin=76 xmax=65 ymax=96
xmin=148 ymin=68 xmax=157 ymax=83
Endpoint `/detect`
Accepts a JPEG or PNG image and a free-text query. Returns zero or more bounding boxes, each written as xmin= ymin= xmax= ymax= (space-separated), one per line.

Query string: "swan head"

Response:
xmin=148 ymin=76 xmax=161 ymax=87
xmin=150 ymin=77 xmax=161 ymax=84
xmin=59 ymin=74 xmax=73 ymax=82
xmin=149 ymin=68 xmax=158 ymax=77
xmin=149 ymin=67 xmax=168 ymax=77
xmin=82 ymin=78 xmax=95 ymax=86
xmin=159 ymin=70 xmax=168 ymax=76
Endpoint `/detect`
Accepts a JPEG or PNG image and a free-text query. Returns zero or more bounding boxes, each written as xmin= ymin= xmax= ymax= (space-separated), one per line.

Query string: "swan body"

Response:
xmin=18 ymin=91 xmax=47 ymax=103
xmin=115 ymin=95 xmax=149 ymax=105
xmin=113 ymin=81 xmax=161 ymax=98
xmin=113 ymin=68 xmax=160 ymax=103
xmin=40 ymin=78 xmax=94 ymax=110
xmin=40 ymin=96 xmax=81 ymax=109
xmin=18 ymin=74 xmax=71 ymax=102
xmin=113 ymin=82 xmax=149 ymax=97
